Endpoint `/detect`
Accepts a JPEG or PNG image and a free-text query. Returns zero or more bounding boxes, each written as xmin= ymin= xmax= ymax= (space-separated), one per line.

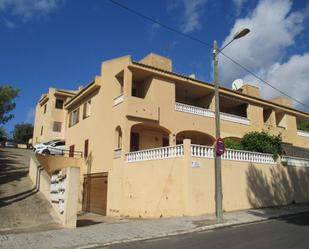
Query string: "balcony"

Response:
xmin=297 ymin=130 xmax=309 ymax=138
xmin=127 ymin=97 xmax=159 ymax=121
xmin=175 ymin=102 xmax=250 ymax=126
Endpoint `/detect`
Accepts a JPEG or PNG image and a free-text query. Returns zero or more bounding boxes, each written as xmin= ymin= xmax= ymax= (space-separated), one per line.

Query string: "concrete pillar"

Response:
xmin=63 ymin=167 xmax=80 ymax=228
xmin=169 ymin=133 xmax=176 ymax=146
xmin=123 ymin=68 xmax=132 ymax=99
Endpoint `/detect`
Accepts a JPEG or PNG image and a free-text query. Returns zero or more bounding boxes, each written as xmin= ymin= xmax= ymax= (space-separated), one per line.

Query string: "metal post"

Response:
xmin=213 ymin=40 xmax=223 ymax=222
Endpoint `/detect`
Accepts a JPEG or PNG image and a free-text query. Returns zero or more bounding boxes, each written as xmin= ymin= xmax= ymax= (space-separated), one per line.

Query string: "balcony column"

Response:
xmin=123 ymin=68 xmax=132 ymax=99
xmin=209 ymin=93 xmax=216 ymax=112
xmin=169 ymin=133 xmax=176 ymax=146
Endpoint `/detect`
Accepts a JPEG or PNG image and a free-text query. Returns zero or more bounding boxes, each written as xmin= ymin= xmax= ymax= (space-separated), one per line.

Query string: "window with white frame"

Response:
xmin=83 ymin=99 xmax=91 ymax=119
xmin=69 ymin=108 xmax=79 ymax=127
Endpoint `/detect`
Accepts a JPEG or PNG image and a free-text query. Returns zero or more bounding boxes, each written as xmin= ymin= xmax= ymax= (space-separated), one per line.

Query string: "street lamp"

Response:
xmin=213 ymin=28 xmax=250 ymax=222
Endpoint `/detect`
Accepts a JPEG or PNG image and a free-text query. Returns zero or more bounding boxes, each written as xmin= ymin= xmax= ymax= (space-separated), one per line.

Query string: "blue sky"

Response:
xmin=1 ymin=0 xmax=309 ymax=133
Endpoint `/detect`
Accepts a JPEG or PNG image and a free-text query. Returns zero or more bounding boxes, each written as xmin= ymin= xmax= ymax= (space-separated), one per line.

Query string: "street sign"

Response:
xmin=216 ymin=138 xmax=225 ymax=156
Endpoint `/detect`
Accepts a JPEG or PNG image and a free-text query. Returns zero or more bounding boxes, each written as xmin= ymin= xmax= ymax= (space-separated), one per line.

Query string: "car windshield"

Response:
xmin=43 ymin=140 xmax=60 ymax=145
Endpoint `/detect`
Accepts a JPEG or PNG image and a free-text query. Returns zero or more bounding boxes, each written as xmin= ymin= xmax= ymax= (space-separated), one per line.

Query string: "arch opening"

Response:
xmin=176 ymin=130 xmax=215 ymax=146
xmin=130 ymin=123 xmax=171 ymax=151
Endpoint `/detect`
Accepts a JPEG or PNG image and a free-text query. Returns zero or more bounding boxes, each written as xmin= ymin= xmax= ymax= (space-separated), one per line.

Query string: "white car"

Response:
xmin=33 ymin=139 xmax=61 ymax=151
xmin=35 ymin=140 xmax=65 ymax=155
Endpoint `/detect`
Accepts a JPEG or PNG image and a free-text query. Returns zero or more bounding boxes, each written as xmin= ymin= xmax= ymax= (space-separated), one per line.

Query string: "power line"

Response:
xmin=220 ymin=51 xmax=309 ymax=109
xmin=108 ymin=0 xmax=309 ymax=110
xmin=108 ymin=0 xmax=213 ymax=48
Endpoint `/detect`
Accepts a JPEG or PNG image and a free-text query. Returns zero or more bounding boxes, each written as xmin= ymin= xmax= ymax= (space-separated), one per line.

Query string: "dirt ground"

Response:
xmin=0 ymin=148 xmax=61 ymax=234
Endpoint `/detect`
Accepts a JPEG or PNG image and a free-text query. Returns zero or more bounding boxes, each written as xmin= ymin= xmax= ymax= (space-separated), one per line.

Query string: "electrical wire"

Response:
xmin=108 ymin=0 xmax=309 ymax=110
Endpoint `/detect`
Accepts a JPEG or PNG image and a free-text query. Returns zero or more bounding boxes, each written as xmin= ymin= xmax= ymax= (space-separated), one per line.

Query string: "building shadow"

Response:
xmin=0 ymin=149 xmax=38 ymax=208
xmin=246 ymin=163 xmax=309 ymax=226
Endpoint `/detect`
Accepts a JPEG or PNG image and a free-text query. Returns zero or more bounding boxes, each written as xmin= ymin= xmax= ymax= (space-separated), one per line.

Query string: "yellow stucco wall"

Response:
xmin=32 ymin=88 xmax=75 ymax=144
xmin=107 ymin=140 xmax=309 ymax=218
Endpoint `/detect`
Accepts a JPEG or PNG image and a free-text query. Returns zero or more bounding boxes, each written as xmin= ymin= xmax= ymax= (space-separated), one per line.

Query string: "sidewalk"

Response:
xmin=1 ymin=203 xmax=309 ymax=249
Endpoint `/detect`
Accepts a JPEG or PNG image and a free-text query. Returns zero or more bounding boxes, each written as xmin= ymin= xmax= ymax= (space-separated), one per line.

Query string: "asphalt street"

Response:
xmin=108 ymin=212 xmax=309 ymax=249
xmin=0 ymin=148 xmax=60 ymax=234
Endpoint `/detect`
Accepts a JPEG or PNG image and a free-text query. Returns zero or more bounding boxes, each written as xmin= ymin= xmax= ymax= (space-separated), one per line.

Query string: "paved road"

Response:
xmin=109 ymin=213 xmax=309 ymax=249
xmin=0 ymin=148 xmax=60 ymax=234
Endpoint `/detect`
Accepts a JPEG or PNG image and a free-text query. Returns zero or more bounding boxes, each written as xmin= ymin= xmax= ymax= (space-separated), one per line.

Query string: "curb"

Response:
xmin=94 ymin=209 xmax=309 ymax=248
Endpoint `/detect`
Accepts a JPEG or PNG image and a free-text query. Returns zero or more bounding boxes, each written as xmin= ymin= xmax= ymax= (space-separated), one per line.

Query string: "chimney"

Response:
xmin=139 ymin=53 xmax=172 ymax=72
xmin=269 ymin=96 xmax=292 ymax=107
xmin=240 ymin=84 xmax=260 ymax=98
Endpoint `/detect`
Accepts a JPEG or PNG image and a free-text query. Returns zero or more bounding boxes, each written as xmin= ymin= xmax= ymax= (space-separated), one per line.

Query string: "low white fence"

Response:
xmin=126 ymin=145 xmax=184 ymax=162
xmin=297 ymin=130 xmax=309 ymax=138
xmin=191 ymin=144 xmax=276 ymax=164
xmin=281 ymin=156 xmax=309 ymax=167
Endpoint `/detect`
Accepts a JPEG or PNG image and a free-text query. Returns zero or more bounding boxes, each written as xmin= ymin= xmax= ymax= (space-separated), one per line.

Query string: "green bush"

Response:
xmin=300 ymin=121 xmax=309 ymax=132
xmin=224 ymin=138 xmax=242 ymax=150
xmin=240 ymin=131 xmax=282 ymax=160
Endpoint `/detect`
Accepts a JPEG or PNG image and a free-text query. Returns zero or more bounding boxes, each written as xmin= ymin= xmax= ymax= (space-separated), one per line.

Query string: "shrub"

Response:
xmin=224 ymin=138 xmax=242 ymax=150
xmin=240 ymin=131 xmax=282 ymax=160
xmin=300 ymin=121 xmax=309 ymax=132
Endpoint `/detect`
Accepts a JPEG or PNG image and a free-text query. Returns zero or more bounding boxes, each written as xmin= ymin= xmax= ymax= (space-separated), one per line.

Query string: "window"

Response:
xmin=44 ymin=104 xmax=47 ymax=114
xmin=55 ymin=141 xmax=65 ymax=146
xmin=40 ymin=126 xmax=44 ymax=135
xmin=69 ymin=108 xmax=79 ymax=127
xmin=83 ymin=100 xmax=91 ymax=119
xmin=55 ymin=99 xmax=64 ymax=109
xmin=69 ymin=145 xmax=75 ymax=157
xmin=84 ymin=139 xmax=89 ymax=158
xmin=53 ymin=121 xmax=62 ymax=132
xmin=130 ymin=132 xmax=139 ymax=152
xmin=115 ymin=127 xmax=122 ymax=149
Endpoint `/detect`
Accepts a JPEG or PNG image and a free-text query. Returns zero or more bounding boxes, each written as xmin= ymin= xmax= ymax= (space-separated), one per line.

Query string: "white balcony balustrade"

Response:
xmin=191 ymin=144 xmax=276 ymax=164
xmin=175 ymin=102 xmax=250 ymax=125
xmin=113 ymin=94 xmax=124 ymax=106
xmin=191 ymin=144 xmax=214 ymax=158
xmin=175 ymin=102 xmax=214 ymax=118
xmin=297 ymin=130 xmax=309 ymax=138
xmin=281 ymin=156 xmax=309 ymax=167
xmin=126 ymin=145 xmax=184 ymax=162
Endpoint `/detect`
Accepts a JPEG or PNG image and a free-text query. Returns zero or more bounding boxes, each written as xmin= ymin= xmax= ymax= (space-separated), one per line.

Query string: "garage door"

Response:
xmin=82 ymin=172 xmax=108 ymax=215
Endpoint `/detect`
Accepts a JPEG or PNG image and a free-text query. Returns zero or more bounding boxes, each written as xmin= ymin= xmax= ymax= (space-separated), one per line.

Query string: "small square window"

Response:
xmin=53 ymin=121 xmax=62 ymax=132
xmin=55 ymin=99 xmax=64 ymax=109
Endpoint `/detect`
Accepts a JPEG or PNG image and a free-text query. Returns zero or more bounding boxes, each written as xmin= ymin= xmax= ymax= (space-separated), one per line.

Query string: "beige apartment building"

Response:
xmin=32 ymin=87 xmax=77 ymax=144
xmin=33 ymin=53 xmax=309 ymax=218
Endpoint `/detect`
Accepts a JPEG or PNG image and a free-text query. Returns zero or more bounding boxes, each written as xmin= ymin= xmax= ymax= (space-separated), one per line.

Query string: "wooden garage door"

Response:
xmin=82 ymin=172 xmax=108 ymax=215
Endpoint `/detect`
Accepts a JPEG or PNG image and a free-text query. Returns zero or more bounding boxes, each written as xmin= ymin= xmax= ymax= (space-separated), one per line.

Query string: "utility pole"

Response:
xmin=213 ymin=40 xmax=223 ymax=222
xmin=212 ymin=28 xmax=250 ymax=223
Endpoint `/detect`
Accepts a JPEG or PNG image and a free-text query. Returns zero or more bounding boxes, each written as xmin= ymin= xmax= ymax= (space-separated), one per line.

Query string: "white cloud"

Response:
xmin=168 ymin=0 xmax=207 ymax=33
xmin=147 ymin=23 xmax=160 ymax=40
xmin=25 ymin=107 xmax=35 ymax=124
xmin=243 ymin=53 xmax=309 ymax=107
xmin=219 ymin=0 xmax=309 ymax=108
xmin=0 ymin=0 xmax=64 ymax=25
xmin=233 ymin=0 xmax=247 ymax=14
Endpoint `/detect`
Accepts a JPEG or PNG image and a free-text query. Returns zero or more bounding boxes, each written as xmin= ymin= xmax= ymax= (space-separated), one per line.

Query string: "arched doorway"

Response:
xmin=130 ymin=123 xmax=171 ymax=151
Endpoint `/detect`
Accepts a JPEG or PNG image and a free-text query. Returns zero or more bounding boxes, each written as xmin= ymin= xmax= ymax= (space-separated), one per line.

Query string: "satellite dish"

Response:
xmin=232 ymin=79 xmax=244 ymax=91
